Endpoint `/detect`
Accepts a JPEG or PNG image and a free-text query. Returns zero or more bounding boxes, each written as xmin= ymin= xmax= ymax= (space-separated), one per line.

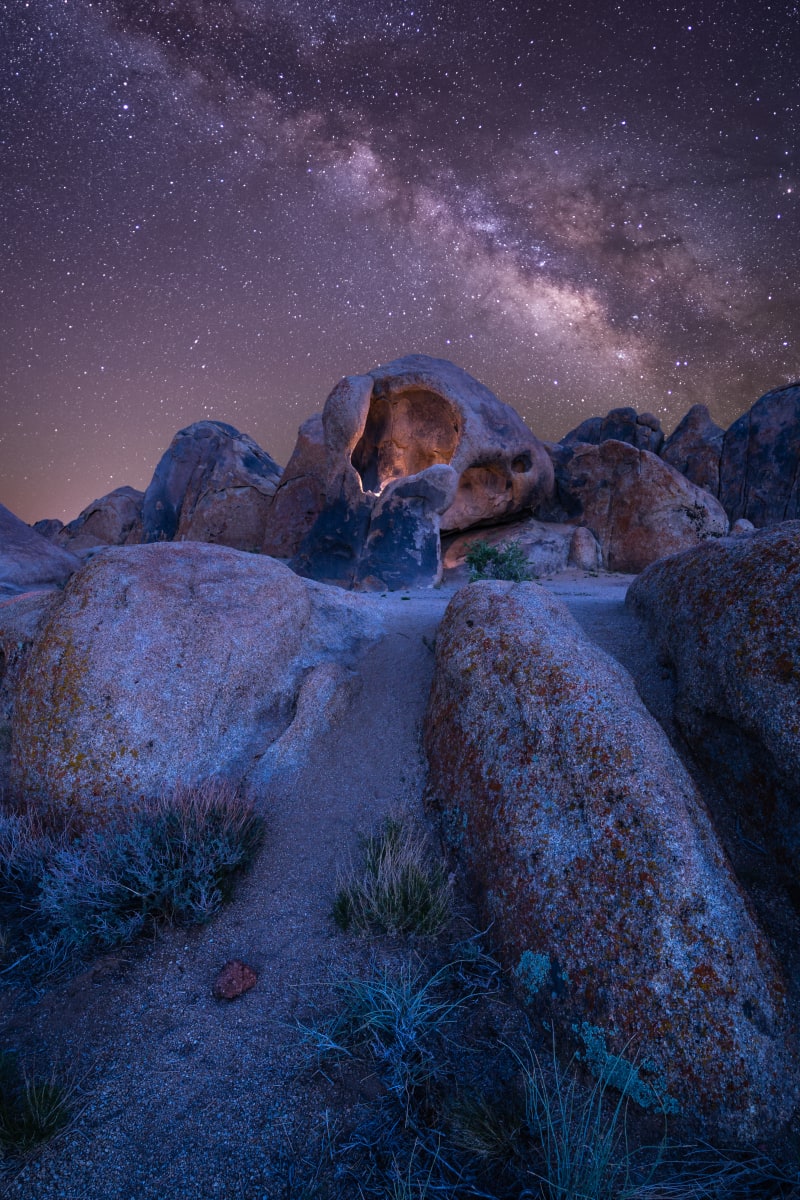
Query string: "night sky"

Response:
xmin=2 ymin=0 xmax=798 ymax=524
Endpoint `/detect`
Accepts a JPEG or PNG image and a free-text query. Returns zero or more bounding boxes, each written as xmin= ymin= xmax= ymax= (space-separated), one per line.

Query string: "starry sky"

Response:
xmin=2 ymin=0 xmax=798 ymax=523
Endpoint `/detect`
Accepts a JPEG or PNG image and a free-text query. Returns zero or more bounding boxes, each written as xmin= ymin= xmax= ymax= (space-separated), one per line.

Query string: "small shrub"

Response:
xmin=465 ymin=539 xmax=532 ymax=582
xmin=332 ymin=817 xmax=452 ymax=937
xmin=518 ymin=1040 xmax=664 ymax=1200
xmin=0 ymin=1052 xmax=73 ymax=1156
xmin=36 ymin=782 xmax=264 ymax=956
xmin=300 ymin=957 xmax=477 ymax=1114
xmin=0 ymin=782 xmax=264 ymax=980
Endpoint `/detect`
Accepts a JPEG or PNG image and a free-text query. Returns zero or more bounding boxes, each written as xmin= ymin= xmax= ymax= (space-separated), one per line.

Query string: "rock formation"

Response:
xmin=11 ymin=543 xmax=382 ymax=814
xmin=424 ymin=580 xmax=795 ymax=1139
xmin=540 ymin=440 xmax=728 ymax=572
xmin=0 ymin=503 xmax=81 ymax=597
xmin=660 ymin=403 xmax=725 ymax=496
xmin=718 ymin=382 xmax=800 ymax=525
xmin=626 ymin=523 xmax=800 ymax=877
xmin=142 ymin=421 xmax=282 ymax=552
xmin=278 ymin=355 xmax=553 ymax=588
xmin=262 ymin=414 xmax=326 ymax=558
xmin=56 ymin=485 xmax=144 ymax=550
xmin=442 ymin=517 xmax=576 ymax=577
xmin=561 ymin=406 xmax=664 ymax=455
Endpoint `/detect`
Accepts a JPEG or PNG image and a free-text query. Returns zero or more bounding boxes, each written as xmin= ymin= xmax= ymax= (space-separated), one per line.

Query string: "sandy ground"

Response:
xmin=0 ymin=570 xmax=688 ymax=1198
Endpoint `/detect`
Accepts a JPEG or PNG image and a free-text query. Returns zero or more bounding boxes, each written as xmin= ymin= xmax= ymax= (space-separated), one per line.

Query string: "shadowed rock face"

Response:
xmin=660 ymin=404 xmax=725 ymax=496
xmin=10 ymin=543 xmax=382 ymax=814
xmin=142 ymin=421 xmax=282 ymax=552
xmin=540 ymin=440 xmax=728 ymax=572
xmin=424 ymin=581 xmax=797 ymax=1141
xmin=57 ymin=485 xmax=144 ymax=550
xmin=0 ymin=503 xmax=80 ymax=598
xmin=561 ymin=406 xmax=664 ymax=455
xmin=626 ymin=523 xmax=800 ymax=878
xmin=718 ymin=383 xmax=800 ymax=525
xmin=275 ymin=356 xmax=553 ymax=589
xmin=262 ymin=414 xmax=326 ymax=558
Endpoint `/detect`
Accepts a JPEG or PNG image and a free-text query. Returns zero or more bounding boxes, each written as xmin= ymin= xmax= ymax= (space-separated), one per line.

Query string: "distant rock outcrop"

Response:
xmin=424 ymin=580 xmax=795 ymax=1140
xmin=57 ymin=485 xmax=144 ymax=550
xmin=262 ymin=414 xmax=326 ymax=559
xmin=142 ymin=421 xmax=282 ymax=552
xmin=561 ymin=406 xmax=664 ymax=455
xmin=281 ymin=355 xmax=554 ymax=589
xmin=627 ymin=523 xmax=800 ymax=877
xmin=11 ymin=543 xmax=382 ymax=813
xmin=0 ymin=503 xmax=81 ymax=597
xmin=540 ymin=440 xmax=728 ymax=572
xmin=660 ymin=404 xmax=725 ymax=496
xmin=718 ymin=382 xmax=800 ymax=525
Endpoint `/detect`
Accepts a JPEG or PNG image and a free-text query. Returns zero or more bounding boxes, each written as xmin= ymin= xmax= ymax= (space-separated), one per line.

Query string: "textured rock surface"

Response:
xmin=11 ymin=543 xmax=382 ymax=813
xmin=718 ymin=382 xmax=800 ymax=525
xmin=0 ymin=589 xmax=61 ymax=795
xmin=57 ymin=486 xmax=144 ymax=550
xmin=31 ymin=518 xmax=64 ymax=542
xmin=567 ymin=525 xmax=602 ymax=569
xmin=424 ymin=581 xmax=795 ymax=1139
xmin=0 ymin=503 xmax=81 ymax=597
xmin=213 ymin=960 xmax=258 ymax=1001
xmin=660 ymin=404 xmax=725 ymax=496
xmin=283 ymin=355 xmax=553 ymax=588
xmin=142 ymin=421 xmax=282 ymax=552
xmin=262 ymin=414 xmax=326 ymax=558
xmin=626 ymin=524 xmax=800 ymax=875
xmin=561 ymin=407 xmax=664 ymax=455
xmin=442 ymin=516 xmax=573 ymax=578
xmin=541 ymin=439 xmax=728 ymax=571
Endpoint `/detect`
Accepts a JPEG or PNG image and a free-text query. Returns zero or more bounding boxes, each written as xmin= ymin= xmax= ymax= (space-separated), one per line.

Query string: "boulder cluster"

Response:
xmin=12 ymin=359 xmax=800 ymax=592
xmin=2 ymin=357 xmax=800 ymax=1143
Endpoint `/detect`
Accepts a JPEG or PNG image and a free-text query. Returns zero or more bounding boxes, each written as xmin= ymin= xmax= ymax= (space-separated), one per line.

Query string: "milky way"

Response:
xmin=2 ymin=0 xmax=798 ymax=522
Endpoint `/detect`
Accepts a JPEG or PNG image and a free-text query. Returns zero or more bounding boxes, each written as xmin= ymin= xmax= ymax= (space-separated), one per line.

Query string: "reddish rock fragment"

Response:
xmin=213 ymin=960 xmax=257 ymax=1000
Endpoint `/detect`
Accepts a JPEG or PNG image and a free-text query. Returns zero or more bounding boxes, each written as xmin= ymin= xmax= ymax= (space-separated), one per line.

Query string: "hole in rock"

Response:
xmin=351 ymin=387 xmax=460 ymax=494
xmin=512 ymin=452 xmax=532 ymax=473
xmin=441 ymin=463 xmax=512 ymax=531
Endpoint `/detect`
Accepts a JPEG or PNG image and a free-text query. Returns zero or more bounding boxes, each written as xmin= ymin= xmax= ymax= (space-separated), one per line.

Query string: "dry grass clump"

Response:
xmin=332 ymin=816 xmax=452 ymax=937
xmin=0 ymin=1052 xmax=75 ymax=1158
xmin=0 ymin=780 xmax=264 ymax=982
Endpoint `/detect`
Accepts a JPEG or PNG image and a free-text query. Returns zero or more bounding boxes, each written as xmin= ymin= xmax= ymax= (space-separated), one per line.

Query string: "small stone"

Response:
xmin=213 ymin=960 xmax=257 ymax=1000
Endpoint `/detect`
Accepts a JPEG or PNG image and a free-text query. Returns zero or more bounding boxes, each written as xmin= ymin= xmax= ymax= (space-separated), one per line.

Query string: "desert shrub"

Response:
xmin=0 ymin=1052 xmax=73 ymax=1156
xmin=332 ymin=816 xmax=452 ymax=937
xmin=465 ymin=539 xmax=531 ymax=582
xmin=0 ymin=781 xmax=264 ymax=980
xmin=36 ymin=782 xmax=264 ymax=956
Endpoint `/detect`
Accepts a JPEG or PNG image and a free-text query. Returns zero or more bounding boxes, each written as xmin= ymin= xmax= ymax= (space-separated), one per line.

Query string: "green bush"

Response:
xmin=465 ymin=539 xmax=532 ymax=582
xmin=332 ymin=816 xmax=452 ymax=937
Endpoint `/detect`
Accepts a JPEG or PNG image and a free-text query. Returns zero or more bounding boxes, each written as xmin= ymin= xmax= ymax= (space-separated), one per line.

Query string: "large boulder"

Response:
xmin=718 ymin=382 xmax=800 ymax=525
xmin=142 ymin=421 xmax=282 ymax=552
xmin=10 ymin=543 xmax=382 ymax=815
xmin=57 ymin=486 xmax=144 ymax=550
xmin=280 ymin=356 xmax=554 ymax=589
xmin=539 ymin=440 xmax=728 ymax=572
xmin=660 ymin=404 xmax=725 ymax=496
xmin=0 ymin=590 xmax=61 ymax=795
xmin=262 ymin=414 xmax=326 ymax=558
xmin=0 ymin=504 xmax=80 ymax=597
xmin=626 ymin=524 xmax=800 ymax=875
xmin=561 ymin=406 xmax=664 ymax=455
xmin=424 ymin=581 xmax=795 ymax=1140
